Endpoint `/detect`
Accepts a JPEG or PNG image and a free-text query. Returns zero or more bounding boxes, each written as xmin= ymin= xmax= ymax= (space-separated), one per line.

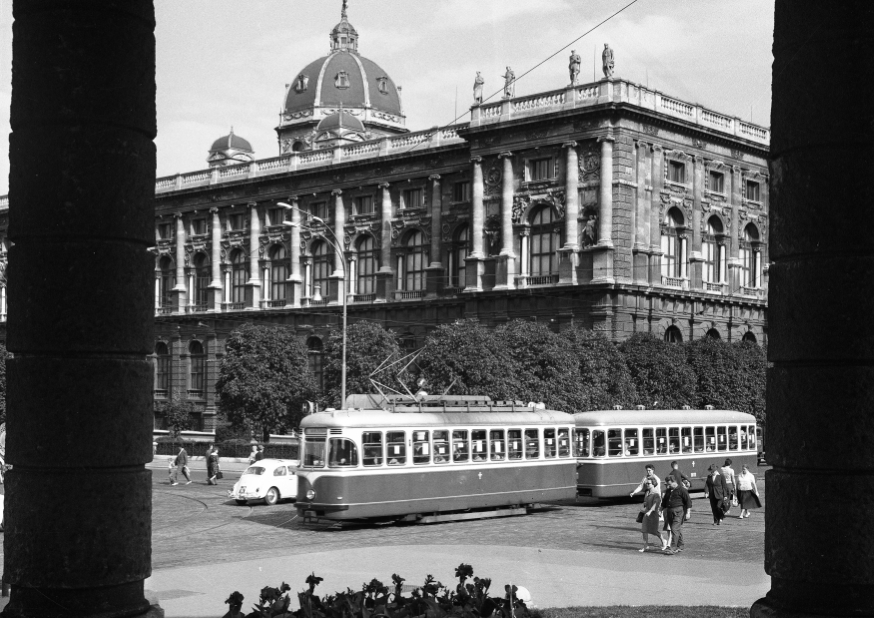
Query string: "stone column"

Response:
xmin=592 ymin=135 xmax=615 ymax=283
xmin=465 ymin=156 xmax=485 ymax=291
xmin=751 ymin=2 xmax=874 ymax=617
xmin=494 ymin=153 xmax=518 ymax=289
xmin=246 ymin=202 xmax=261 ymax=308
xmin=208 ymin=207 xmax=222 ymax=311
xmin=286 ymin=196 xmax=303 ymax=307
xmin=727 ymin=165 xmax=742 ymax=292
xmin=173 ymin=212 xmax=187 ymax=311
xmin=425 ymin=174 xmax=444 ymax=297
xmin=689 ymin=155 xmax=704 ymax=289
xmin=649 ymin=145 xmax=664 ymax=285
xmin=633 ymin=140 xmax=650 ymax=284
xmin=5 ymin=2 xmax=158 ymax=617
xmin=375 ymin=182 xmax=394 ymax=301
xmin=558 ymin=143 xmax=579 ymax=285
xmin=328 ymin=189 xmax=346 ymax=304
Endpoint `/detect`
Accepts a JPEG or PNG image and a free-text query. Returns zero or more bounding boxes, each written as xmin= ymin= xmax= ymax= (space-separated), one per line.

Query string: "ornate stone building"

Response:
xmin=0 ymin=5 xmax=770 ymax=431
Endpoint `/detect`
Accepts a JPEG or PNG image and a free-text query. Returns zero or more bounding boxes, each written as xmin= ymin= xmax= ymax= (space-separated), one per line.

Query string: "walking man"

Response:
xmin=660 ymin=476 xmax=691 ymax=555
xmin=172 ymin=446 xmax=192 ymax=485
xmin=665 ymin=460 xmax=690 ymax=488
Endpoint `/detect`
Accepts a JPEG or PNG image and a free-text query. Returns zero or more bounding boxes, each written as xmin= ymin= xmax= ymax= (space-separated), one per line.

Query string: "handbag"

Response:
xmin=216 ymin=470 xmax=224 ymax=480
xmin=732 ymin=494 xmax=739 ymax=507
xmin=720 ymin=497 xmax=731 ymax=513
xmin=636 ymin=511 xmax=645 ymax=523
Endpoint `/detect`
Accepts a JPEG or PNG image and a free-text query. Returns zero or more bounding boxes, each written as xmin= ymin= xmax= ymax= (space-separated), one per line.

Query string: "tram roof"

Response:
xmin=300 ymin=407 xmax=574 ymax=429
xmin=572 ymin=409 xmax=756 ymax=426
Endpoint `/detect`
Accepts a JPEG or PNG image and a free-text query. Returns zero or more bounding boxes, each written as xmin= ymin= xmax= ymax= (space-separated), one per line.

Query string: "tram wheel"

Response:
xmin=264 ymin=487 xmax=280 ymax=506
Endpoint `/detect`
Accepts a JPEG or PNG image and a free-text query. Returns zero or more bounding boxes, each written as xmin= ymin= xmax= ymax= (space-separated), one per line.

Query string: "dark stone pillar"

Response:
xmin=5 ymin=2 xmax=158 ymax=618
xmin=751 ymin=2 xmax=874 ymax=617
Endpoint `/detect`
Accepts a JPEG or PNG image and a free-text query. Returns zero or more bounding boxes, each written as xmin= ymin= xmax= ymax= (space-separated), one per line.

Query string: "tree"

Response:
xmin=619 ymin=333 xmax=696 ymax=409
xmin=565 ymin=328 xmax=637 ymax=411
xmin=155 ymin=393 xmax=194 ymax=438
xmin=685 ymin=337 xmax=767 ymax=422
xmin=322 ymin=320 xmax=402 ymax=407
xmin=0 ymin=342 xmax=8 ymax=425
xmin=216 ymin=324 xmax=318 ymax=441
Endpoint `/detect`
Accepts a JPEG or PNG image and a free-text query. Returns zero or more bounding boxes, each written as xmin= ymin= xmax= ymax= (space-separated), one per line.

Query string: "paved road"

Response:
xmin=143 ymin=464 xmax=769 ymax=616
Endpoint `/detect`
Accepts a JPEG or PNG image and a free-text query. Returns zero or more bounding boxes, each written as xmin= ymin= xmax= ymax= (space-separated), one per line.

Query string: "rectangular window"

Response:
xmin=191 ymin=218 xmax=208 ymax=236
xmin=454 ymin=181 xmax=471 ymax=202
xmin=328 ymin=438 xmax=358 ymax=467
xmin=642 ymin=428 xmax=655 ymax=455
xmin=303 ymin=438 xmax=326 ymax=467
xmin=745 ymin=181 xmax=760 ymax=201
xmin=668 ymin=427 xmax=681 ymax=454
xmin=402 ymin=188 xmax=424 ymax=210
xmin=362 ymin=431 xmax=383 ymax=466
xmin=728 ymin=426 xmax=739 ymax=450
xmin=681 ymin=427 xmax=693 ymax=453
xmin=268 ymin=207 xmax=287 ymax=227
xmin=705 ymin=426 xmax=716 ymax=452
xmin=490 ymin=429 xmax=506 ymax=461
xmin=717 ymin=426 xmax=728 ymax=451
xmin=386 ymin=431 xmax=406 ymax=465
xmin=524 ymin=429 xmax=540 ymax=459
xmin=530 ymin=157 xmax=553 ymax=181
xmin=656 ymin=428 xmax=668 ymax=454
xmin=508 ymin=429 xmax=523 ymax=460
xmin=309 ymin=201 xmax=328 ymax=220
xmin=740 ymin=426 xmax=749 ymax=451
xmin=668 ymin=161 xmax=686 ymax=184
xmin=433 ymin=430 xmax=450 ymax=464
xmin=693 ymin=427 xmax=705 ymax=453
xmin=412 ymin=430 xmax=430 ymax=465
xmin=558 ymin=428 xmax=570 ymax=457
xmin=189 ymin=355 xmax=205 ymax=394
xmin=471 ymin=429 xmax=487 ymax=461
xmin=607 ymin=428 xmax=622 ymax=457
xmin=155 ymin=355 xmax=170 ymax=393
xmin=157 ymin=222 xmax=173 ymax=240
xmin=748 ymin=425 xmax=757 ymax=450
xmin=574 ymin=428 xmax=590 ymax=457
xmin=452 ymin=429 xmax=469 ymax=463
xmin=355 ymin=195 xmax=374 ymax=215
xmin=624 ymin=428 xmax=639 ymax=456
xmin=592 ymin=430 xmax=606 ymax=457
xmin=544 ymin=428 xmax=557 ymax=458
xmin=709 ymin=171 xmax=724 ymax=193
xmin=229 ymin=213 xmax=246 ymax=231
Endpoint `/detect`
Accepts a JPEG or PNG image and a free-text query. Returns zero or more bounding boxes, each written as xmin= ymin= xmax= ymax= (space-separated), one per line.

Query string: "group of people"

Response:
xmin=629 ymin=459 xmax=761 ymax=555
xmin=169 ymin=444 xmax=241 ymax=486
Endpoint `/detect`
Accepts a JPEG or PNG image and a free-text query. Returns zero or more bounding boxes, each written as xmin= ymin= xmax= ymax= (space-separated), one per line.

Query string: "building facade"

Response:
xmin=0 ymin=6 xmax=770 ymax=431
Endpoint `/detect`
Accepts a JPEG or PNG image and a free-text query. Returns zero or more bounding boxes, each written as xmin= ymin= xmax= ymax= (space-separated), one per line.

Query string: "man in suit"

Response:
xmin=704 ymin=464 xmax=731 ymax=525
xmin=661 ymin=476 xmax=692 ymax=554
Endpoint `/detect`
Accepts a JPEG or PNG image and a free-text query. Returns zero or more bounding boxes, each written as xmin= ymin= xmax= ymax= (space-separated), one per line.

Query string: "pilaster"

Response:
xmin=245 ymin=201 xmax=261 ymax=309
xmin=494 ymin=153 xmax=517 ymax=290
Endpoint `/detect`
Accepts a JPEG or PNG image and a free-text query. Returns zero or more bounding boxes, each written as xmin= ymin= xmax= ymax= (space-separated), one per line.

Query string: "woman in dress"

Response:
xmin=639 ymin=479 xmax=665 ymax=552
xmin=704 ymin=464 xmax=730 ymax=525
xmin=736 ymin=463 xmax=761 ymax=518
xmin=206 ymin=447 xmax=220 ymax=485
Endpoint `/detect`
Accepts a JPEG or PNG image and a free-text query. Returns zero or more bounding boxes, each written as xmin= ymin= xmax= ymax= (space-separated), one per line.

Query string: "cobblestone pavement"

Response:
xmin=151 ymin=467 xmax=766 ymax=571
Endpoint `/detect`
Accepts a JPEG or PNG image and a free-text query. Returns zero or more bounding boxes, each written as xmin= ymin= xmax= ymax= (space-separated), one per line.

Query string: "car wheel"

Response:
xmin=264 ymin=487 xmax=279 ymax=506
xmin=235 ymin=499 xmax=248 ymax=506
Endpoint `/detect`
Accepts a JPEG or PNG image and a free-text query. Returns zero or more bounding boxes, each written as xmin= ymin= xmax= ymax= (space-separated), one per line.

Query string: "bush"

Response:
xmin=619 ymin=333 xmax=696 ymax=409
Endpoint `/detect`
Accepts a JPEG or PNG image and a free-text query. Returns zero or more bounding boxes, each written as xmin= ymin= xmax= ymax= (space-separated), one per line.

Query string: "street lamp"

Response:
xmin=277 ymin=202 xmax=348 ymax=409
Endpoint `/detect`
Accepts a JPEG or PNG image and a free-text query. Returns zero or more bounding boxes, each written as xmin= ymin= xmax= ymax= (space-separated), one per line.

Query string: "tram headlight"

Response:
xmin=306 ymin=489 xmax=316 ymax=500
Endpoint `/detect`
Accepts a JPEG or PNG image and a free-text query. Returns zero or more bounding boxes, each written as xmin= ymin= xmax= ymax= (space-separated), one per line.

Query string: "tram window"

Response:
xmin=387 ymin=431 xmax=406 ymax=465
xmin=413 ymin=430 xmax=430 ymax=465
xmin=303 ymin=438 xmax=326 ymax=467
xmin=624 ymin=429 xmax=639 ymax=456
xmin=558 ymin=428 xmax=570 ymax=457
xmin=705 ymin=426 xmax=716 ymax=452
xmin=362 ymin=432 xmax=383 ymax=466
xmin=433 ymin=430 xmax=450 ymax=464
xmin=642 ymin=428 xmax=654 ymax=455
xmin=728 ymin=426 xmax=739 ymax=450
xmin=681 ymin=427 xmax=693 ymax=454
xmin=656 ymin=428 xmax=667 ymax=454
xmin=472 ymin=430 xmax=488 ymax=461
xmin=453 ymin=430 xmax=470 ymax=463
xmin=739 ymin=426 xmax=748 ymax=450
xmin=748 ymin=426 xmax=757 ymax=450
xmin=544 ymin=428 xmax=557 ymax=458
xmin=717 ymin=426 xmax=727 ymax=451
xmin=524 ymin=429 xmax=540 ymax=459
xmin=668 ymin=428 xmax=680 ymax=454
xmin=607 ymin=429 xmax=622 ymax=457
xmin=490 ymin=429 xmax=506 ymax=461
xmin=693 ymin=427 xmax=704 ymax=453
xmin=508 ymin=429 xmax=523 ymax=460
xmin=574 ymin=428 xmax=590 ymax=457
xmin=592 ymin=430 xmax=606 ymax=457
xmin=329 ymin=438 xmax=359 ymax=467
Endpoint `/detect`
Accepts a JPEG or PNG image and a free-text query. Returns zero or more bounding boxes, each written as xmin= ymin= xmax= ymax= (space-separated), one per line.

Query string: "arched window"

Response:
xmin=154 ymin=341 xmax=170 ymax=396
xmin=307 ymin=336 xmax=324 ymax=391
xmin=311 ymin=240 xmax=333 ymax=298
xmin=742 ymin=331 xmax=758 ymax=344
xmin=158 ymin=256 xmax=175 ymax=310
xmin=660 ymin=207 xmax=687 ymax=280
xmin=355 ymin=236 xmax=378 ymax=295
xmin=529 ymin=206 xmax=560 ymax=278
xmin=449 ymin=224 xmax=469 ymax=289
xmin=664 ymin=325 xmax=683 ymax=343
xmin=706 ymin=328 xmax=721 ymax=340
xmin=702 ymin=217 xmax=725 ymax=284
xmin=188 ymin=340 xmax=205 ymax=396
xmin=193 ymin=253 xmax=210 ymax=309
xmin=740 ymin=224 xmax=762 ymax=289
xmin=230 ymin=249 xmax=248 ymax=306
xmin=398 ymin=230 xmax=427 ymax=291
xmin=269 ymin=245 xmax=288 ymax=304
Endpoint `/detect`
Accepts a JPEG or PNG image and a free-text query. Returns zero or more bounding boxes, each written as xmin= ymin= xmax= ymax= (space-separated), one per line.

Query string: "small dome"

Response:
xmin=316 ymin=110 xmax=365 ymax=133
xmin=209 ymin=129 xmax=253 ymax=154
xmin=207 ymin=127 xmax=254 ymax=167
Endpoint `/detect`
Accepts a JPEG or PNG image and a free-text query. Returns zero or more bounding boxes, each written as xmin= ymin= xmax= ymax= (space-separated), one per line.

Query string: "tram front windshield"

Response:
xmin=303 ymin=437 xmax=326 ymax=467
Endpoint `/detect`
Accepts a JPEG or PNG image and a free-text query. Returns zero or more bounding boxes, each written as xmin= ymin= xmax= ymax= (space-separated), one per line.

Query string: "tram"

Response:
xmin=573 ymin=407 xmax=759 ymax=498
xmin=294 ymin=394 xmax=577 ymax=522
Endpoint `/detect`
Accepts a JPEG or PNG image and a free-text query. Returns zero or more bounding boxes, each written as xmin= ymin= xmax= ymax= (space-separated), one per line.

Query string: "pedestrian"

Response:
xmin=630 ymin=464 xmax=661 ymax=497
xmin=254 ymin=445 xmax=265 ymax=462
xmin=736 ymin=463 xmax=761 ymax=518
xmin=248 ymin=445 xmax=258 ymax=465
xmin=0 ymin=455 xmax=7 ymax=533
xmin=660 ymin=476 xmax=691 ymax=555
xmin=638 ymin=479 xmax=665 ymax=552
xmin=665 ymin=460 xmax=690 ymax=488
xmin=721 ymin=457 xmax=737 ymax=509
xmin=704 ymin=464 xmax=730 ymax=525
xmin=206 ymin=446 xmax=219 ymax=485
xmin=167 ymin=456 xmax=175 ymax=484
xmin=172 ymin=446 xmax=191 ymax=485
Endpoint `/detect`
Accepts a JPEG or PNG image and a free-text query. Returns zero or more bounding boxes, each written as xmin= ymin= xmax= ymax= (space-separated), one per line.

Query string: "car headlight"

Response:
xmin=306 ymin=489 xmax=316 ymax=500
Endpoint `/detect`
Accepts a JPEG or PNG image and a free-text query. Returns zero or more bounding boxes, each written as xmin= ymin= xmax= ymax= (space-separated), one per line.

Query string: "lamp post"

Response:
xmin=278 ymin=202 xmax=348 ymax=408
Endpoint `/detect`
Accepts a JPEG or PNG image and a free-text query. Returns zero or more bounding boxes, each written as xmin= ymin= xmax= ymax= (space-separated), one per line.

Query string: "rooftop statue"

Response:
xmin=503 ymin=66 xmax=515 ymax=99
xmin=569 ymin=49 xmax=581 ymax=85
xmin=602 ymin=43 xmax=614 ymax=79
xmin=473 ymin=71 xmax=484 ymax=104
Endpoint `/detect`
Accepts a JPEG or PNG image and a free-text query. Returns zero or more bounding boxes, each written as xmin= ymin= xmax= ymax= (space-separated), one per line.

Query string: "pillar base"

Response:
xmin=463 ymin=255 xmax=486 ymax=292
xmin=425 ymin=264 xmax=444 ymax=298
xmin=492 ymin=254 xmax=517 ymax=290
xmin=2 ymin=583 xmax=162 ymax=618
xmin=206 ymin=284 xmax=222 ymax=312
xmin=590 ymin=244 xmax=615 ymax=284
xmin=558 ymin=247 xmax=578 ymax=285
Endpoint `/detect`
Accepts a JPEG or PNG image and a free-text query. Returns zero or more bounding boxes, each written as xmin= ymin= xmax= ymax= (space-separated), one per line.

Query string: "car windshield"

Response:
xmin=243 ymin=466 xmax=266 ymax=476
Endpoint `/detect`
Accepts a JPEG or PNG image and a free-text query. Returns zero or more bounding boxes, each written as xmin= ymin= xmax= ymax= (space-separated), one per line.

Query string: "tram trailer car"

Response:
xmin=295 ymin=395 xmax=578 ymax=521
xmin=573 ymin=409 xmax=760 ymax=498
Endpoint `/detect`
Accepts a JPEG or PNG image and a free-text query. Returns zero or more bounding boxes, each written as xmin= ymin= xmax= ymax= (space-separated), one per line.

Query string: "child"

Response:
xmin=168 ymin=456 xmax=176 ymax=485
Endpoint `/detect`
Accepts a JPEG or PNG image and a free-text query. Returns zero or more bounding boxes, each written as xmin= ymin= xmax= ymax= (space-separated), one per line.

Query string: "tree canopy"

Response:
xmin=619 ymin=333 xmax=697 ymax=409
xmin=323 ymin=320 xmax=402 ymax=407
xmin=216 ymin=324 xmax=318 ymax=440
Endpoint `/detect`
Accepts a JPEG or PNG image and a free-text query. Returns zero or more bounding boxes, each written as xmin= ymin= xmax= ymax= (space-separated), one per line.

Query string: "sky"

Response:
xmin=0 ymin=0 xmax=775 ymax=196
